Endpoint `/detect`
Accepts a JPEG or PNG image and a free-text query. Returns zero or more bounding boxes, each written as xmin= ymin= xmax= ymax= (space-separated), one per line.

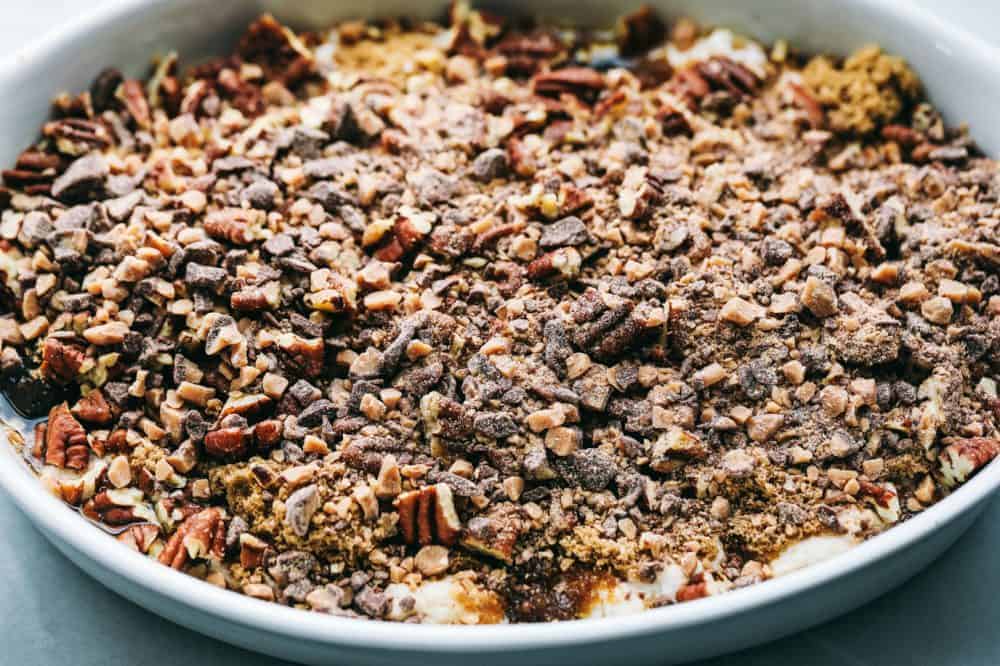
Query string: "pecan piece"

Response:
xmin=41 ymin=403 xmax=89 ymax=470
xmin=253 ymin=419 xmax=283 ymax=449
xmin=118 ymin=79 xmax=152 ymax=129
xmin=460 ymin=505 xmax=524 ymax=563
xmin=696 ymin=56 xmax=759 ymax=98
xmin=82 ymin=490 xmax=146 ymax=526
xmin=532 ymin=67 xmax=605 ymax=101
xmin=276 ymin=333 xmax=325 ymax=378
xmin=158 ymin=508 xmax=225 ymax=570
xmin=117 ymin=524 xmax=161 ymax=554
xmin=373 ymin=215 xmax=432 ymax=262
xmin=940 ymin=437 xmax=1000 ymax=487
xmin=71 ymin=389 xmax=113 ymax=425
xmin=616 ymin=5 xmax=667 ymax=56
xmin=204 ymin=208 xmax=255 ymax=245
xmin=42 ymin=118 xmax=112 ymax=155
xmin=675 ymin=581 xmax=709 ymax=603
xmin=40 ymin=336 xmax=85 ymax=384
xmin=203 ymin=426 xmax=250 ymax=458
xmin=395 ymin=483 xmax=462 ymax=547
xmin=526 ymin=247 xmax=581 ymax=282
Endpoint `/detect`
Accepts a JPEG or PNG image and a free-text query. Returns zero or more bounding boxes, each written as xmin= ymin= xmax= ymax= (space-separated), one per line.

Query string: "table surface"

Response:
xmin=2 ymin=2 xmax=998 ymax=665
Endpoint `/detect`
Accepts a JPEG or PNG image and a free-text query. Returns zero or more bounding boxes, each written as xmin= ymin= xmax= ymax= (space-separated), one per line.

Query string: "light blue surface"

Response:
xmin=1 ymin=2 xmax=998 ymax=664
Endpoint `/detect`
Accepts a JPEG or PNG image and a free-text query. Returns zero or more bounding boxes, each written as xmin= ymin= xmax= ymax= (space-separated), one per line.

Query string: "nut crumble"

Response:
xmin=1 ymin=3 xmax=998 ymax=623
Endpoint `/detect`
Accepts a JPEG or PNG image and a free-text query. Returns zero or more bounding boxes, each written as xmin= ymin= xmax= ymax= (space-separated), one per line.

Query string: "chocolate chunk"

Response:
xmin=471 ymin=148 xmax=509 ymax=182
xmin=262 ymin=232 xmax=295 ymax=257
xmin=473 ymin=411 xmax=519 ymax=439
xmin=307 ymin=180 xmax=357 ymax=212
xmin=184 ymin=262 xmax=227 ymax=291
xmin=51 ymin=153 xmax=108 ymax=203
xmin=408 ymin=167 xmax=456 ymax=205
xmin=761 ymin=238 xmax=793 ymax=265
xmin=554 ymin=449 xmax=617 ymax=491
xmin=213 ymin=156 xmax=256 ymax=173
xmin=539 ymin=216 xmax=589 ymax=248
xmin=285 ymin=127 xmax=330 ymax=159
xmin=240 ymin=179 xmax=279 ymax=210
xmin=297 ymin=399 xmax=337 ymax=427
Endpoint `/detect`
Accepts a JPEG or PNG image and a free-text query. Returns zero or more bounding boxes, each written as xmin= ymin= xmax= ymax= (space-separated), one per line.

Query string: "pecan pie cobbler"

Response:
xmin=1 ymin=3 xmax=998 ymax=623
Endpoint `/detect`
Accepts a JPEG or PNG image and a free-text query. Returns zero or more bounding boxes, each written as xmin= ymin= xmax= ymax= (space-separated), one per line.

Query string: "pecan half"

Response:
xmin=159 ymin=507 xmax=226 ymax=570
xmin=42 ymin=118 xmax=112 ymax=156
xmin=39 ymin=403 xmax=89 ymax=470
xmin=395 ymin=483 xmax=461 ymax=547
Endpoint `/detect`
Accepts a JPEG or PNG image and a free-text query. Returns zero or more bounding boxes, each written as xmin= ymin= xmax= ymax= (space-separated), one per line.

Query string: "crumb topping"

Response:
xmin=1 ymin=3 xmax=998 ymax=623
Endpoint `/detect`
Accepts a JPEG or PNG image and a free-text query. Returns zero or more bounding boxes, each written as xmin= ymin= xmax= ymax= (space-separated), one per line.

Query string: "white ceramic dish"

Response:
xmin=1 ymin=1 xmax=999 ymax=664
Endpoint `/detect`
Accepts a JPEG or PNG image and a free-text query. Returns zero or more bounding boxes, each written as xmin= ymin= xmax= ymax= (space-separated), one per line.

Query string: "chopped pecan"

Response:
xmin=940 ymin=437 xmax=1000 ymax=487
xmin=82 ymin=490 xmax=146 ymax=526
xmin=204 ymin=426 xmax=250 ymax=458
xmin=238 ymin=13 xmax=314 ymax=87
xmin=675 ymin=581 xmax=709 ymax=603
xmin=42 ymin=118 xmax=112 ymax=156
xmin=526 ymin=247 xmax=582 ymax=282
xmin=118 ymin=79 xmax=151 ymax=129
xmin=881 ymin=123 xmax=923 ymax=147
xmin=788 ymin=82 xmax=825 ymax=129
xmin=696 ymin=56 xmax=759 ymax=98
xmin=40 ymin=403 xmax=89 ymax=470
xmin=158 ymin=508 xmax=226 ymax=570
xmin=253 ymin=419 xmax=283 ymax=449
xmin=395 ymin=483 xmax=461 ymax=547
xmin=617 ymin=5 xmax=667 ymax=56
xmin=117 ymin=524 xmax=161 ymax=553
xmin=71 ymin=389 xmax=113 ymax=425
xmin=532 ymin=67 xmax=605 ymax=102
xmin=670 ymin=67 xmax=711 ymax=104
xmin=460 ymin=504 xmax=524 ymax=563
xmin=230 ymin=281 xmax=281 ymax=311
xmin=276 ymin=333 xmax=325 ymax=378
xmin=40 ymin=336 xmax=85 ymax=384
xmin=374 ymin=214 xmax=433 ymax=262
xmin=204 ymin=208 xmax=255 ymax=245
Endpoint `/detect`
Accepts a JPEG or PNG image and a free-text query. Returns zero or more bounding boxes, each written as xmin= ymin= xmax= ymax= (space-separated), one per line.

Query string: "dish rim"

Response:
xmin=0 ymin=0 xmax=999 ymax=653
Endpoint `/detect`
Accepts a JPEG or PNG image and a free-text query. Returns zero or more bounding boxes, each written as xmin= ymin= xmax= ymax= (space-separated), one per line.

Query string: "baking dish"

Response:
xmin=1 ymin=0 xmax=999 ymax=663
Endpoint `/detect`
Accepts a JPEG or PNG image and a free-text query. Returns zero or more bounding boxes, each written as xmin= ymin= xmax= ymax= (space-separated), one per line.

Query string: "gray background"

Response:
xmin=1 ymin=2 xmax=997 ymax=664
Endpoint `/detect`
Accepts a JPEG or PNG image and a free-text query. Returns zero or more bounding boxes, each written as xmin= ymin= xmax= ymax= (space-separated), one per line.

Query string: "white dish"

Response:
xmin=1 ymin=1 xmax=999 ymax=664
